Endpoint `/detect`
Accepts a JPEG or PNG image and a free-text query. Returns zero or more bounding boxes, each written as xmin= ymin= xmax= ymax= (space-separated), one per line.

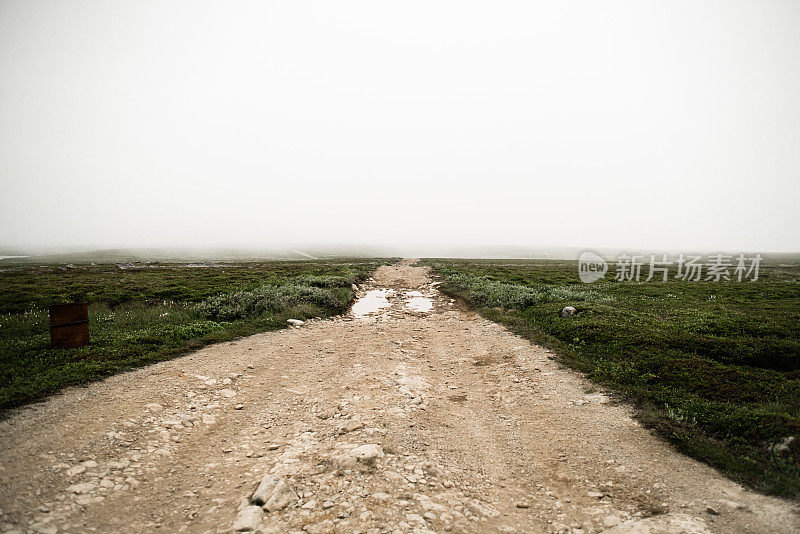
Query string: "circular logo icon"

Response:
xmin=578 ymin=250 xmax=608 ymax=283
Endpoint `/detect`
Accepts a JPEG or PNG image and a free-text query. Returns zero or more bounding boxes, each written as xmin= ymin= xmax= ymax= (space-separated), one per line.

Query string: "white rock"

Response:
xmin=287 ymin=319 xmax=305 ymax=327
xmin=251 ymin=474 xmax=298 ymax=512
xmin=106 ymin=460 xmax=129 ymax=470
xmin=775 ymin=436 xmax=795 ymax=456
xmin=405 ymin=513 xmax=425 ymax=524
xmin=252 ymin=475 xmax=281 ymax=505
xmin=466 ymin=500 xmax=499 ymax=518
xmin=350 ymin=444 xmax=384 ymax=464
xmin=66 ymin=482 xmax=97 ymax=494
xmin=304 ymin=519 xmax=334 ymax=534
xmin=66 ymin=465 xmax=86 ymax=476
xmin=561 ymin=306 xmax=577 ymax=317
xmin=161 ymin=417 xmax=183 ymax=429
xmin=219 ymin=389 xmax=237 ymax=398
xmin=264 ymin=479 xmax=298 ymax=512
xmin=337 ymin=419 xmax=364 ymax=434
xmin=232 ymin=505 xmax=263 ymax=531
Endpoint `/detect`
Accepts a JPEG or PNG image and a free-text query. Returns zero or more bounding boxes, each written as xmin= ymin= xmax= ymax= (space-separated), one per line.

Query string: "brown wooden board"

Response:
xmin=49 ymin=303 xmax=90 ymax=348
xmin=49 ymin=302 xmax=89 ymax=326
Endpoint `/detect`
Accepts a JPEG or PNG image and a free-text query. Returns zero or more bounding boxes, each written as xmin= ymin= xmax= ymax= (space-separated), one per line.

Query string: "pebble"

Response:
xmin=252 ymin=475 xmax=280 ymax=505
xmin=304 ymin=519 xmax=334 ymax=534
xmin=405 ymin=513 xmax=425 ymax=524
xmin=232 ymin=505 xmax=262 ymax=531
xmin=251 ymin=475 xmax=298 ymax=512
xmin=350 ymin=444 xmax=383 ymax=464
xmin=561 ymin=306 xmax=577 ymax=317
xmin=65 ymin=465 xmax=86 ymax=476
xmin=337 ymin=419 xmax=364 ymax=434
xmin=66 ymin=482 xmax=97 ymax=494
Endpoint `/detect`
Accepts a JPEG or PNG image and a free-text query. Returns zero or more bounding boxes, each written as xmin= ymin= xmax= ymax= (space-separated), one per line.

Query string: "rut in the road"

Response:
xmin=0 ymin=260 xmax=796 ymax=534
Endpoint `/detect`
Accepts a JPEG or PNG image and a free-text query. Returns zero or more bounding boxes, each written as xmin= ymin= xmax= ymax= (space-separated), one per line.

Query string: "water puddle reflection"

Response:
xmin=351 ymin=289 xmax=394 ymax=318
xmin=405 ymin=291 xmax=433 ymax=312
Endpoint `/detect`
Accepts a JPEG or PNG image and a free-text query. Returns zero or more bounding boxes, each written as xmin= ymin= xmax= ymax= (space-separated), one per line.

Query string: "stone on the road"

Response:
xmin=252 ymin=474 xmax=298 ymax=512
xmin=264 ymin=478 xmax=298 ymax=511
xmin=66 ymin=482 xmax=97 ymax=494
xmin=251 ymin=474 xmax=281 ymax=506
xmin=66 ymin=465 xmax=86 ymax=476
xmin=350 ymin=444 xmax=383 ymax=464
xmin=232 ymin=505 xmax=263 ymax=531
xmin=336 ymin=418 xmax=364 ymax=434
xmin=305 ymin=519 xmax=335 ymax=534
xmin=287 ymin=319 xmax=304 ymax=327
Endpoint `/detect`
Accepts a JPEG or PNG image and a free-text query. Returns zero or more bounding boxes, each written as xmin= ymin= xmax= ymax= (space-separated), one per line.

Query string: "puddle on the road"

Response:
xmin=405 ymin=291 xmax=433 ymax=313
xmin=351 ymin=289 xmax=394 ymax=318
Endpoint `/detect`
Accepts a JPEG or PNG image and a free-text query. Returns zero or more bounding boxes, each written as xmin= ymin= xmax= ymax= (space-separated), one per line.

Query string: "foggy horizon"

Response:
xmin=2 ymin=1 xmax=799 ymax=253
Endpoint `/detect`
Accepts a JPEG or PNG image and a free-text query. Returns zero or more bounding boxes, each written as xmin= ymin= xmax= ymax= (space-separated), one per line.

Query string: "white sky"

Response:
xmin=1 ymin=1 xmax=799 ymax=253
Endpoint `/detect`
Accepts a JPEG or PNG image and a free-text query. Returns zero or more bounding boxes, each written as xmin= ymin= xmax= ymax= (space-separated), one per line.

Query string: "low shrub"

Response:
xmin=196 ymin=284 xmax=346 ymax=321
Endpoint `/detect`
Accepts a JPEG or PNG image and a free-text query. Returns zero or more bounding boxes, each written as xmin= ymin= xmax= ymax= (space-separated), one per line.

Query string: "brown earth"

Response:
xmin=0 ymin=260 xmax=797 ymax=534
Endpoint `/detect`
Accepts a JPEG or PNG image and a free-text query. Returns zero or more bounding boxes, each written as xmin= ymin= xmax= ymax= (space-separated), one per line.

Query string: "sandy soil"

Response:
xmin=0 ymin=260 xmax=797 ymax=534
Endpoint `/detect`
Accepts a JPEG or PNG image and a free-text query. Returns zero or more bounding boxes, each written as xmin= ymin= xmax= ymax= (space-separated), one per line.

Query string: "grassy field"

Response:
xmin=0 ymin=260 xmax=387 ymax=411
xmin=424 ymin=258 xmax=800 ymax=497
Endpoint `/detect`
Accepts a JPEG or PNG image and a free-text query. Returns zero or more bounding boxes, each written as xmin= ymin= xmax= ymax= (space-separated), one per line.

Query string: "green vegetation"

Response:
xmin=424 ymin=258 xmax=800 ymax=497
xmin=0 ymin=260 xmax=386 ymax=411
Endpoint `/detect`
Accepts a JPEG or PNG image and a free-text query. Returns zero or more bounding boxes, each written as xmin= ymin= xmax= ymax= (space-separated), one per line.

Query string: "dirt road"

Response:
xmin=1 ymin=260 xmax=797 ymax=533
